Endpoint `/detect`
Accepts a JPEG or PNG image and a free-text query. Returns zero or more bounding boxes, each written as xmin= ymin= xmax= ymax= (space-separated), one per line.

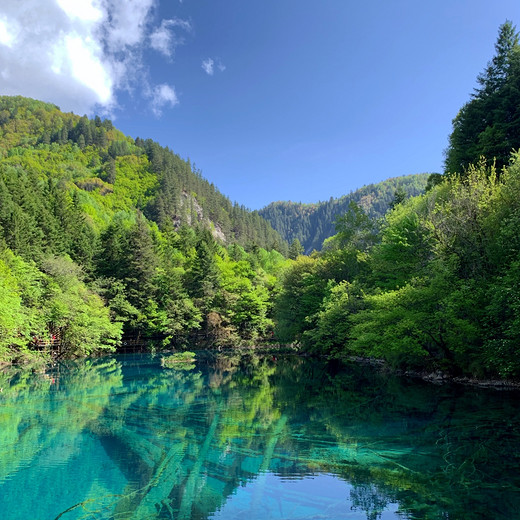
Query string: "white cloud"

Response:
xmin=0 ymin=16 xmax=17 ymax=47
xmin=149 ymin=83 xmax=179 ymax=116
xmin=103 ymin=0 xmax=155 ymax=51
xmin=63 ymin=34 xmax=112 ymax=104
xmin=171 ymin=18 xmax=192 ymax=31
xmin=202 ymin=57 xmax=225 ymax=76
xmin=55 ymin=0 xmax=103 ymax=23
xmin=150 ymin=18 xmax=191 ymax=58
xmin=0 ymin=0 xmax=181 ymax=116
xmin=202 ymin=58 xmax=214 ymax=75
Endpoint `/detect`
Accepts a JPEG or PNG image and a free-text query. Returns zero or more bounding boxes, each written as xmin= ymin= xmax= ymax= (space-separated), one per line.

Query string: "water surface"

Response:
xmin=0 ymin=353 xmax=519 ymax=519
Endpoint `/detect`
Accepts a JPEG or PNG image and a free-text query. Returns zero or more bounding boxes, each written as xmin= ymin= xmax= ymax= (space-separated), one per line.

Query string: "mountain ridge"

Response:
xmin=259 ymin=173 xmax=431 ymax=253
xmin=0 ymin=95 xmax=288 ymax=254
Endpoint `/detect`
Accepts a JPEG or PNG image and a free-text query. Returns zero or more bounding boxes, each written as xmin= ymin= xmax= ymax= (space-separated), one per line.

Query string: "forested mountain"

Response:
xmin=0 ymin=96 xmax=287 ymax=254
xmin=259 ymin=174 xmax=430 ymax=253
xmin=0 ymin=95 xmax=289 ymax=363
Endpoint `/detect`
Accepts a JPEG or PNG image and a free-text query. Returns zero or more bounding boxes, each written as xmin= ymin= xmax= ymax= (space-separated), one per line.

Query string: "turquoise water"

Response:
xmin=1 ymin=353 xmax=519 ymax=519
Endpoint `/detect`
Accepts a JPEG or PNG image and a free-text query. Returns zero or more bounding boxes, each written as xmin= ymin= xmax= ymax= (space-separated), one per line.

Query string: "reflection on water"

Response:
xmin=0 ymin=353 xmax=519 ymax=519
xmin=210 ymin=473 xmax=401 ymax=520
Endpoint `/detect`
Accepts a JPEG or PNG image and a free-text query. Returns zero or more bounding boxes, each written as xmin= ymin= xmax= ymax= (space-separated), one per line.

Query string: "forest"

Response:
xmin=272 ymin=21 xmax=520 ymax=379
xmin=2 ymin=21 xmax=520 ymax=380
xmin=0 ymin=95 xmax=290 ymax=363
xmin=259 ymin=173 xmax=429 ymax=254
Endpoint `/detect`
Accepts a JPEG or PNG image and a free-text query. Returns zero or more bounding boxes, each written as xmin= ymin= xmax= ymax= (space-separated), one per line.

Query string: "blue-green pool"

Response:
xmin=0 ymin=353 xmax=519 ymax=519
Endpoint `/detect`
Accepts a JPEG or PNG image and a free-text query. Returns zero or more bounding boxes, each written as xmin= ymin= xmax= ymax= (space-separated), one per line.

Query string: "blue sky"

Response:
xmin=1 ymin=1 xmax=519 ymax=209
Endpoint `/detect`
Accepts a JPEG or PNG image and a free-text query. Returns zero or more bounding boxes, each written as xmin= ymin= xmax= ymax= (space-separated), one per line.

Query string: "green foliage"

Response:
xmin=0 ymin=95 xmax=288 ymax=362
xmin=161 ymin=351 xmax=196 ymax=369
xmin=276 ymin=150 xmax=520 ymax=378
xmin=273 ymin=256 xmax=329 ymax=343
xmin=332 ymin=201 xmax=379 ymax=252
xmin=349 ymin=275 xmax=482 ymax=371
xmin=215 ymin=252 xmax=273 ymax=341
xmin=301 ymin=281 xmax=363 ymax=355
xmin=368 ymin=194 xmax=433 ymax=290
xmin=288 ymin=238 xmax=304 ymax=259
xmin=0 ymin=255 xmax=25 ymax=359
xmin=0 ymin=249 xmax=121 ymax=362
xmin=41 ymin=255 xmax=122 ymax=356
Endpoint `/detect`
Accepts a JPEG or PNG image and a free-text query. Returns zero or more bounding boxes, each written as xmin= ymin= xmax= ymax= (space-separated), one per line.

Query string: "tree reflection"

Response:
xmin=1 ymin=354 xmax=520 ymax=520
xmin=350 ymin=483 xmax=394 ymax=520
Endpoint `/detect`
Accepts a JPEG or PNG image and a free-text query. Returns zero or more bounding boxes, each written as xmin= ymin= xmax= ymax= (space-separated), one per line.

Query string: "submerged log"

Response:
xmin=95 ymin=421 xmax=164 ymax=471
xmin=128 ymin=438 xmax=188 ymax=519
xmin=177 ymin=409 xmax=221 ymax=520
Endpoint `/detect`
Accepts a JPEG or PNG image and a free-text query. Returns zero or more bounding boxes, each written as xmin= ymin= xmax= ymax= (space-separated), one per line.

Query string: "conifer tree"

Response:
xmin=124 ymin=213 xmax=158 ymax=310
xmin=445 ymin=21 xmax=520 ymax=174
xmin=288 ymin=238 xmax=304 ymax=259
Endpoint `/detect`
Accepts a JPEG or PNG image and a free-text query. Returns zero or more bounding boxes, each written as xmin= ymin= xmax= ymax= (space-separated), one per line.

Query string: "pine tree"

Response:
xmin=124 ymin=213 xmax=158 ymax=309
xmin=445 ymin=21 xmax=520 ymax=174
xmin=288 ymin=238 xmax=304 ymax=259
xmin=476 ymin=21 xmax=519 ymax=96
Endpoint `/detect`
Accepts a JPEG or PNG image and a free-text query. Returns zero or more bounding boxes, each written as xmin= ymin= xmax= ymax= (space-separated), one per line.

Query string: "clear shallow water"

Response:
xmin=0 ymin=353 xmax=519 ymax=520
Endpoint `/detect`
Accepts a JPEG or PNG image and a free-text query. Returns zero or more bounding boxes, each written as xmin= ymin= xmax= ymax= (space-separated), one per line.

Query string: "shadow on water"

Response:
xmin=0 ymin=352 xmax=519 ymax=519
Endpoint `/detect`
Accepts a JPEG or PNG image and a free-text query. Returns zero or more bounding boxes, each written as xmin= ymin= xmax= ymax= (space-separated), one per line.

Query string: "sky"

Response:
xmin=0 ymin=1 xmax=519 ymax=209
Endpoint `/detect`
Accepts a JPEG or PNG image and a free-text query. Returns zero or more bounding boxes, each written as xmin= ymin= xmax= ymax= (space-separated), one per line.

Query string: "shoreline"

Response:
xmin=345 ymin=355 xmax=520 ymax=390
xmin=3 ymin=346 xmax=520 ymax=390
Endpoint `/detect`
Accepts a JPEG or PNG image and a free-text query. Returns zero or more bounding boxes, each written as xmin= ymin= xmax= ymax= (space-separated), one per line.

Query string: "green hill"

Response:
xmin=0 ymin=95 xmax=289 ymax=363
xmin=0 ymin=96 xmax=287 ymax=254
xmin=259 ymin=174 xmax=430 ymax=253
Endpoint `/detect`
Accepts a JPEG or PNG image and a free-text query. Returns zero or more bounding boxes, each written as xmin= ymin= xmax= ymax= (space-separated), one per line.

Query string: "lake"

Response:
xmin=0 ymin=352 xmax=519 ymax=519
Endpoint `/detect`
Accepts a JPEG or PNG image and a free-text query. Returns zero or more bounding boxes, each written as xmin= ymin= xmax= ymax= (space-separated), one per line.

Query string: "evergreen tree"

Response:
xmin=445 ymin=21 xmax=520 ymax=174
xmin=476 ymin=21 xmax=519 ymax=96
xmin=288 ymin=238 xmax=304 ymax=259
xmin=186 ymin=228 xmax=220 ymax=302
xmin=123 ymin=213 xmax=158 ymax=310
xmin=389 ymin=187 xmax=407 ymax=210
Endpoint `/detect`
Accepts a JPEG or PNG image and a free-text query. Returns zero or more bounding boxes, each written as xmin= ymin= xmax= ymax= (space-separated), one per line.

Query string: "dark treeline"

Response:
xmin=259 ymin=174 xmax=429 ymax=254
xmin=0 ymin=96 xmax=289 ymax=363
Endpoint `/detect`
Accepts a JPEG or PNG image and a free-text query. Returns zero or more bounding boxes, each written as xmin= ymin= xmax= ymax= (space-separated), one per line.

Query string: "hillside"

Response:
xmin=0 ymin=96 xmax=290 ymax=362
xmin=0 ymin=96 xmax=287 ymax=254
xmin=259 ymin=174 xmax=430 ymax=252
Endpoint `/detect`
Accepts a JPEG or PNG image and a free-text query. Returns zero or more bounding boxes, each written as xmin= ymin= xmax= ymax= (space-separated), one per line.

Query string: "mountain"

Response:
xmin=0 ymin=95 xmax=290 ymax=362
xmin=0 ymin=95 xmax=287 ymax=254
xmin=259 ymin=174 xmax=431 ymax=253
